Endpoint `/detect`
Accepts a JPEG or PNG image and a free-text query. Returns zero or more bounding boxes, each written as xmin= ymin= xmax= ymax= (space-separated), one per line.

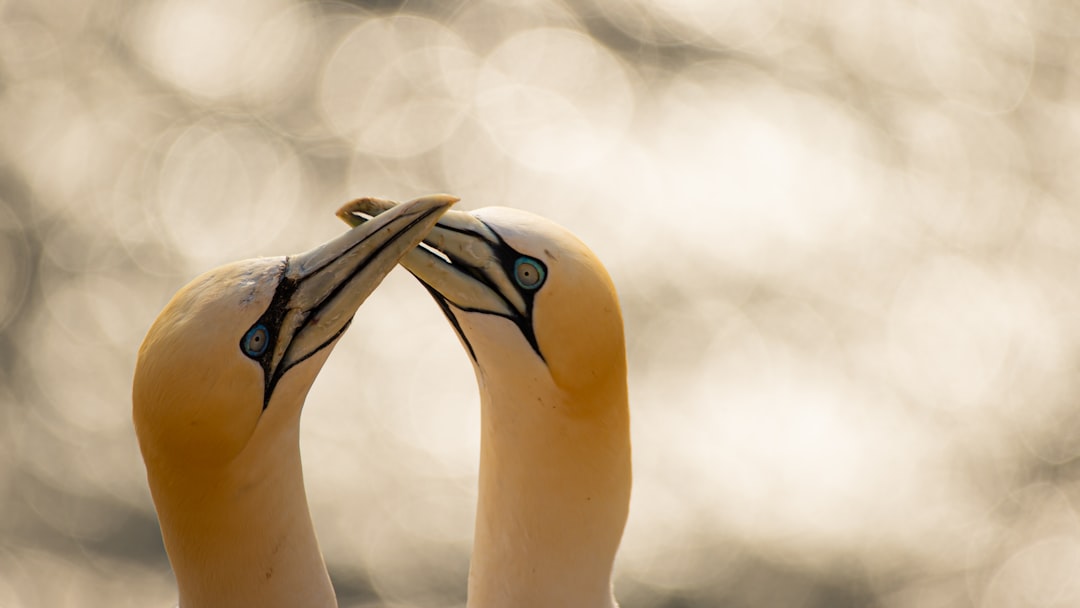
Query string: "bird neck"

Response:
xmin=467 ymin=368 xmax=631 ymax=608
xmin=145 ymin=422 xmax=336 ymax=608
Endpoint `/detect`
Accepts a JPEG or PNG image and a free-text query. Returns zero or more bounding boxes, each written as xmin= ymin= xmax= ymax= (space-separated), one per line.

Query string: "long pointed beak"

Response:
xmin=336 ymin=196 xmax=546 ymax=363
xmin=335 ymin=197 xmax=522 ymax=318
xmin=265 ymin=195 xmax=455 ymax=387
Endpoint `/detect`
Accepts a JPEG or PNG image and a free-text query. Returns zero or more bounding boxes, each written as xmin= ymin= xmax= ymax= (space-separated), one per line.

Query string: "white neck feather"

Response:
xmin=466 ymin=351 xmax=631 ymax=608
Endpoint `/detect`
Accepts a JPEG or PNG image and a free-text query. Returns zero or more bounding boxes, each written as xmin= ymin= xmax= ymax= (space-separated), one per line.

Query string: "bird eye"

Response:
xmin=242 ymin=324 xmax=270 ymax=358
xmin=513 ymin=257 xmax=546 ymax=290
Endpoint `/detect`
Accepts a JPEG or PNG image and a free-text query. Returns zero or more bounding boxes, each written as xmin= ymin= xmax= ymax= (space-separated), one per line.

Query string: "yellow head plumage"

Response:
xmin=474 ymin=207 xmax=626 ymax=400
xmin=135 ymin=259 xmax=286 ymax=467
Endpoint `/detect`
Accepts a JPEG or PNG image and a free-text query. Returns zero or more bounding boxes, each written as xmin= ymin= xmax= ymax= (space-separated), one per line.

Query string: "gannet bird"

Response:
xmin=132 ymin=195 xmax=454 ymax=608
xmin=338 ymin=198 xmax=631 ymax=608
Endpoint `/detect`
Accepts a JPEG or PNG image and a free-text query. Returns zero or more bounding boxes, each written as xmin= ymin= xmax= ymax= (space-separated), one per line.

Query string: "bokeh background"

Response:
xmin=2 ymin=0 xmax=1079 ymax=606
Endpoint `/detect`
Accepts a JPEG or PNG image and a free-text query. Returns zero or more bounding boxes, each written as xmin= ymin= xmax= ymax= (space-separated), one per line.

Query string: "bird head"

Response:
xmin=336 ymin=198 xmax=626 ymax=405
xmin=133 ymin=195 xmax=454 ymax=470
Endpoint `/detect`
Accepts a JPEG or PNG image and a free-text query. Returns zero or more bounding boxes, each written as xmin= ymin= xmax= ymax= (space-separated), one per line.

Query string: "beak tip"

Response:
xmin=335 ymin=196 xmax=390 ymax=221
xmin=416 ymin=193 xmax=460 ymax=208
xmin=334 ymin=204 xmax=353 ymax=221
xmin=335 ymin=193 xmax=458 ymax=223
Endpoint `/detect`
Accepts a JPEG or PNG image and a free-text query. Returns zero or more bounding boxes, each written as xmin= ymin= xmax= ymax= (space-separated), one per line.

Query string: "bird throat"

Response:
xmin=467 ymin=373 xmax=630 ymax=608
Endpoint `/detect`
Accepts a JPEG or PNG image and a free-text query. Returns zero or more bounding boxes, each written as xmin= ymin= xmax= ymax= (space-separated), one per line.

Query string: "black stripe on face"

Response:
xmin=240 ymin=261 xmax=293 ymax=409
xmin=244 ymin=268 xmax=346 ymax=411
xmin=418 ymin=279 xmax=478 ymax=364
xmin=476 ymin=219 xmax=545 ymax=362
xmin=414 ymin=218 xmax=546 ymax=363
xmin=243 ymin=205 xmax=445 ymax=410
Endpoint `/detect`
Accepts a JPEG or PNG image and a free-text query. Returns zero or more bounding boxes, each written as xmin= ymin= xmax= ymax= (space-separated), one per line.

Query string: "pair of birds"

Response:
xmin=132 ymin=195 xmax=632 ymax=607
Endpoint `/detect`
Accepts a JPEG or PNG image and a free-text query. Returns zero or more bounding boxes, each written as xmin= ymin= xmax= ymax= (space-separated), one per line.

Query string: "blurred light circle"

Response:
xmin=475 ymin=27 xmax=634 ymax=173
xmin=886 ymin=255 xmax=1017 ymax=411
xmin=982 ymin=537 xmax=1080 ymax=608
xmin=130 ymin=0 xmax=297 ymax=102
xmin=0 ymin=18 xmax=61 ymax=83
xmin=436 ymin=118 xmax=513 ymax=199
xmin=829 ymin=3 xmax=927 ymax=90
xmin=32 ymin=278 xmax=144 ymax=436
xmin=899 ymin=109 xmax=1030 ymax=249
xmin=238 ymin=2 xmax=318 ymax=108
xmin=0 ymin=79 xmax=108 ymax=214
xmin=0 ymin=200 xmax=31 ymax=332
xmin=320 ymin=15 xmax=475 ymax=158
xmin=913 ymin=2 xmax=1034 ymax=114
xmin=592 ymin=0 xmax=669 ymax=46
xmin=651 ymin=65 xmax=874 ymax=270
xmin=0 ymin=558 xmax=21 ymax=608
xmin=652 ymin=0 xmax=784 ymax=49
xmin=154 ymin=120 xmax=303 ymax=264
xmin=595 ymin=0 xmax=783 ymax=49
xmin=361 ymin=497 xmax=468 ymax=605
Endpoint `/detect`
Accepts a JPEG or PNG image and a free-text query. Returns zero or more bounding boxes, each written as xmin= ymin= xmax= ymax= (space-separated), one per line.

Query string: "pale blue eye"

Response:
xmin=513 ymin=257 xmax=545 ymax=290
xmin=243 ymin=324 xmax=270 ymax=357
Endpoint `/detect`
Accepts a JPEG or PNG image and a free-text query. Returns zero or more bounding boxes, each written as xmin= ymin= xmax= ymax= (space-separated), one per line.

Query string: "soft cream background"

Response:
xmin=2 ymin=1 xmax=1078 ymax=606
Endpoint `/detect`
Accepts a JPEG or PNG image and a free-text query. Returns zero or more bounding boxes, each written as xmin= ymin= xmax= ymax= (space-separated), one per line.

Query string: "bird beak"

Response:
xmin=268 ymin=194 xmax=456 ymax=380
xmin=336 ymin=196 xmax=545 ymax=363
xmin=335 ymin=197 xmax=523 ymax=319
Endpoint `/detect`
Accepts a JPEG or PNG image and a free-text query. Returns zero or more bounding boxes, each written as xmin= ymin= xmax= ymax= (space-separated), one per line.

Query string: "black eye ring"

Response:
xmin=242 ymin=324 xmax=270 ymax=358
xmin=513 ymin=257 xmax=546 ymax=290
